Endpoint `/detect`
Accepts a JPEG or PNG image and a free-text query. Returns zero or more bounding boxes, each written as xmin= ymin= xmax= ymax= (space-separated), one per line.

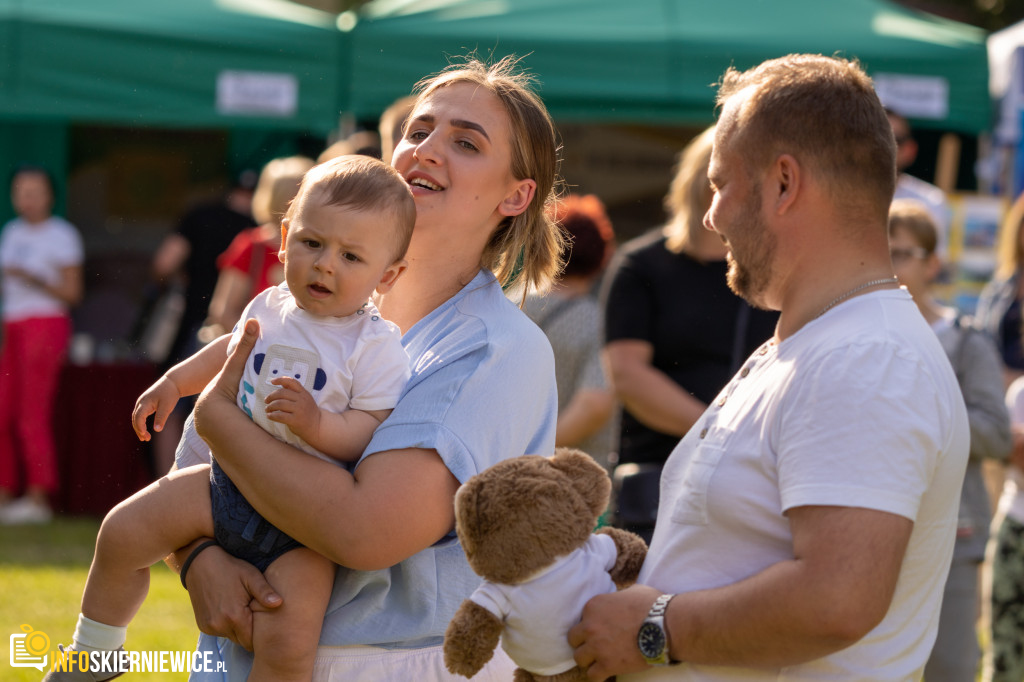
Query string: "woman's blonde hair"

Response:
xmin=663 ymin=126 xmax=715 ymax=255
xmin=996 ymin=191 xmax=1024 ymax=280
xmin=250 ymin=156 xmax=316 ymax=226
xmin=414 ymin=55 xmax=565 ymax=299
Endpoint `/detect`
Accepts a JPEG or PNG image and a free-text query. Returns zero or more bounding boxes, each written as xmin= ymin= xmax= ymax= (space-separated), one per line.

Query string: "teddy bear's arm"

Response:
xmin=597 ymin=526 xmax=648 ymax=588
xmin=444 ymin=598 xmax=504 ymax=678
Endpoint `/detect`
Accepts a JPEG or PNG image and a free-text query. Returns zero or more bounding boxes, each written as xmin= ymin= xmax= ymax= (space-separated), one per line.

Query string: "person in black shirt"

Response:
xmin=600 ymin=126 xmax=777 ymax=541
xmin=147 ymin=174 xmax=254 ymax=472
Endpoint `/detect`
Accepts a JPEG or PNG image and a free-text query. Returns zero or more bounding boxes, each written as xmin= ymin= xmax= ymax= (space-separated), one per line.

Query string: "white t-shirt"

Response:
xmin=228 ymin=284 xmax=410 ymax=462
xmin=0 ymin=215 xmax=83 ymax=321
xmin=628 ymin=289 xmax=969 ymax=681
xmin=470 ymin=533 xmax=619 ymax=676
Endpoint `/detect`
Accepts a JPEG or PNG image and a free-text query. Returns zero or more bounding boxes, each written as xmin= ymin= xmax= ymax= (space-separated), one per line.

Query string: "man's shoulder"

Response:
xmin=788 ymin=294 xmax=947 ymax=373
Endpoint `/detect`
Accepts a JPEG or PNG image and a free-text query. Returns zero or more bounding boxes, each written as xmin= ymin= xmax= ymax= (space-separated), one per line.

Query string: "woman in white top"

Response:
xmin=0 ymin=165 xmax=83 ymax=525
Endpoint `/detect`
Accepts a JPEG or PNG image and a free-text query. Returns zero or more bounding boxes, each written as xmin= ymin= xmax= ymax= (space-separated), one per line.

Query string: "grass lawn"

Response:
xmin=1 ymin=517 xmax=197 ymax=681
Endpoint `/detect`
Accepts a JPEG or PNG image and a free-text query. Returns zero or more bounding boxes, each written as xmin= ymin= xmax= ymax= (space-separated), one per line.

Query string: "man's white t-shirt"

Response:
xmin=627 ymin=289 xmax=969 ymax=681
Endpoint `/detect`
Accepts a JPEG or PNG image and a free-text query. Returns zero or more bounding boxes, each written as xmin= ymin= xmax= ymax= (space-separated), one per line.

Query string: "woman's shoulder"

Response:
xmin=41 ymin=216 xmax=84 ymax=254
xmin=408 ymin=277 xmax=552 ymax=368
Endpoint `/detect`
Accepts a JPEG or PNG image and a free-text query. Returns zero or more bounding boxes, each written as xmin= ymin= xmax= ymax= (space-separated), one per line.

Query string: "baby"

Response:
xmin=46 ymin=155 xmax=415 ymax=682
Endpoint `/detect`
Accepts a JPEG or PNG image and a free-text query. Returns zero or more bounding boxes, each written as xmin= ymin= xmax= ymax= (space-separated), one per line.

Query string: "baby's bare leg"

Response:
xmin=81 ymin=464 xmax=215 ymax=627
xmin=249 ymin=548 xmax=335 ymax=682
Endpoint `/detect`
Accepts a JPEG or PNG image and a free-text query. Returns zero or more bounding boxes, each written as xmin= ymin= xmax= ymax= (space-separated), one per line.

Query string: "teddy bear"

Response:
xmin=443 ymin=447 xmax=648 ymax=682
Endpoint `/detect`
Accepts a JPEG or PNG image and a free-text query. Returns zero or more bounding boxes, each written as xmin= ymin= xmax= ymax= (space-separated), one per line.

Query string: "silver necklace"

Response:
xmin=816 ymin=276 xmax=898 ymax=319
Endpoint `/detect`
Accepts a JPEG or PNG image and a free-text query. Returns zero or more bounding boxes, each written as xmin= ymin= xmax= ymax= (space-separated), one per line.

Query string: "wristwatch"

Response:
xmin=637 ymin=593 xmax=677 ymax=666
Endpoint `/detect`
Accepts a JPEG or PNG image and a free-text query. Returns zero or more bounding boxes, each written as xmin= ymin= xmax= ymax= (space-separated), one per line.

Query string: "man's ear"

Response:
xmin=771 ymin=154 xmax=801 ymax=216
xmin=376 ymin=258 xmax=408 ymax=294
xmin=498 ymin=178 xmax=537 ymax=218
xmin=278 ymin=221 xmax=289 ymax=262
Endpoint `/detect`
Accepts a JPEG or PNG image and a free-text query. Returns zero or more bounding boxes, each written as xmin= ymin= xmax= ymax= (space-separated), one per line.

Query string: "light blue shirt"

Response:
xmin=190 ymin=269 xmax=557 ymax=680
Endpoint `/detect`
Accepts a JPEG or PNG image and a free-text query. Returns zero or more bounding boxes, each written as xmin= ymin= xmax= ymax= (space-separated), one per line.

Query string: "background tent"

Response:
xmin=0 ymin=0 xmax=347 ymax=370
xmin=342 ymin=0 xmax=990 ymax=238
xmin=0 ymin=0 xmax=344 ymax=220
xmin=342 ymin=0 xmax=990 ymax=134
xmin=0 ymin=0 xmax=344 ymax=132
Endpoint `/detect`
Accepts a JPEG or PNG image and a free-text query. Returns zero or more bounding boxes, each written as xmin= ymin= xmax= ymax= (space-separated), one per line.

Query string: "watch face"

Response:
xmin=638 ymin=621 xmax=666 ymax=659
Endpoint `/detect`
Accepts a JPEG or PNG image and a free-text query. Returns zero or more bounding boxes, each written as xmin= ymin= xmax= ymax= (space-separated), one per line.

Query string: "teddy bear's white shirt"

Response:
xmin=469 ymin=533 xmax=618 ymax=676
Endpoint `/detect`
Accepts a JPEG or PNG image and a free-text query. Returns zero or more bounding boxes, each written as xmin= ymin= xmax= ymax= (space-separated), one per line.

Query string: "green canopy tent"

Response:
xmin=342 ymin=0 xmax=990 ymax=135
xmin=0 ymin=0 xmax=349 ymax=356
xmin=0 ymin=0 xmax=345 ymax=215
xmin=0 ymin=0 xmax=343 ymax=131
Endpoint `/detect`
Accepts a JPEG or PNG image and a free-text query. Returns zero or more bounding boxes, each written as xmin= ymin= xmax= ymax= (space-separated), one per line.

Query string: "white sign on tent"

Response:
xmin=216 ymin=71 xmax=299 ymax=118
xmin=873 ymin=73 xmax=950 ymax=120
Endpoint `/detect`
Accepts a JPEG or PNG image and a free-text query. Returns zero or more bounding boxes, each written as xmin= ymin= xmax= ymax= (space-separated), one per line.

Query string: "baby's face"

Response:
xmin=280 ymin=200 xmax=403 ymax=318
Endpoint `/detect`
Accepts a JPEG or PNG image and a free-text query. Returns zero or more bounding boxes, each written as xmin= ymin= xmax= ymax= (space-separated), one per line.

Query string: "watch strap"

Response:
xmin=639 ymin=593 xmax=677 ymax=666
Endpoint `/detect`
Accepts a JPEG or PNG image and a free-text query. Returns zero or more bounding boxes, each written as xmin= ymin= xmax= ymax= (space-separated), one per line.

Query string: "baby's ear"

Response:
xmin=376 ymin=259 xmax=407 ymax=294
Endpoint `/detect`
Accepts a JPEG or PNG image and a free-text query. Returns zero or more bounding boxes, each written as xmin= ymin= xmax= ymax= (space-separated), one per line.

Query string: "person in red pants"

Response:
xmin=0 ymin=165 xmax=83 ymax=524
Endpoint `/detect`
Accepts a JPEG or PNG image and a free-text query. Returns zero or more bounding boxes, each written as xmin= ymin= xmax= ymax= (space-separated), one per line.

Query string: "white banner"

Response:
xmin=216 ymin=70 xmax=298 ymax=117
xmin=873 ymin=73 xmax=949 ymax=120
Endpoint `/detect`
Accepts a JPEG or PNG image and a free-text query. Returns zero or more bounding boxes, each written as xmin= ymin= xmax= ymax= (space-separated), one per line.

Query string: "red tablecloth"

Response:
xmin=54 ymin=362 xmax=158 ymax=517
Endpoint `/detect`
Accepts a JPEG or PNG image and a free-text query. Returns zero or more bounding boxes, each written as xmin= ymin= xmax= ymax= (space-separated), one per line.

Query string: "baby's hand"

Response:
xmin=132 ymin=376 xmax=182 ymax=441
xmin=265 ymin=377 xmax=321 ymax=443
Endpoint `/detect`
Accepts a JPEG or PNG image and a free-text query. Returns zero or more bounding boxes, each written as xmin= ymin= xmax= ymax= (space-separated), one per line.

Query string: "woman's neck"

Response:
xmin=377 ymin=254 xmax=482 ymax=333
xmin=21 ymin=213 xmax=51 ymax=226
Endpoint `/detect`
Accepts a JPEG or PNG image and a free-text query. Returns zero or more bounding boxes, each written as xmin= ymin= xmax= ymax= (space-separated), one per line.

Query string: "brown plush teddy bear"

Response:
xmin=443 ymin=447 xmax=648 ymax=682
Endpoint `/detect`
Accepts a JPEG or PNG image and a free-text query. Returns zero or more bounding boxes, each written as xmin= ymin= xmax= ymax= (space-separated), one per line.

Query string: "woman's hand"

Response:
xmin=4 ymin=265 xmax=39 ymax=285
xmin=183 ymin=543 xmax=282 ymax=651
xmin=194 ymin=319 xmax=259 ymax=439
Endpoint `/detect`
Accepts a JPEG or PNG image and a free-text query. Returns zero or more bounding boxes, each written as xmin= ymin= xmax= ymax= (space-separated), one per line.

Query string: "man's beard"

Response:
xmin=725 ymin=204 xmax=776 ymax=311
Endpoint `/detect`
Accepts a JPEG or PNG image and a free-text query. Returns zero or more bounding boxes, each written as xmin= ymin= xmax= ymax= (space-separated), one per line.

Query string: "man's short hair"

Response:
xmin=716 ymin=54 xmax=896 ymax=223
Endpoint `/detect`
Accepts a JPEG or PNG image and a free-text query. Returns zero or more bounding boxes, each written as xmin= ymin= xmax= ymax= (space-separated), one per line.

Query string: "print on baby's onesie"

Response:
xmin=241 ymin=344 xmax=327 ymax=430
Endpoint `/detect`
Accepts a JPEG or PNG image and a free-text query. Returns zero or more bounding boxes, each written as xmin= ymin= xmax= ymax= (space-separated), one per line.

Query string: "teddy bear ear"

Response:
xmin=549 ymin=447 xmax=611 ymax=518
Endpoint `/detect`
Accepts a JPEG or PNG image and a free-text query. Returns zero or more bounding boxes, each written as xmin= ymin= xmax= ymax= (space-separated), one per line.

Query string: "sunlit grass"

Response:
xmin=1 ymin=518 xmax=196 ymax=681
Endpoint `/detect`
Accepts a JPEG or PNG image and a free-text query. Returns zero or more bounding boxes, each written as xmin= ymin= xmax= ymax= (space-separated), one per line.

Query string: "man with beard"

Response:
xmin=569 ymin=54 xmax=970 ymax=681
